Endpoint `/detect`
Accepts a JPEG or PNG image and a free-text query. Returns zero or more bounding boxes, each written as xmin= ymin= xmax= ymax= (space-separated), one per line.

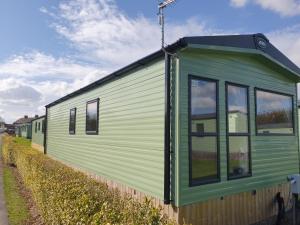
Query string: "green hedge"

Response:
xmin=2 ymin=136 xmax=176 ymax=225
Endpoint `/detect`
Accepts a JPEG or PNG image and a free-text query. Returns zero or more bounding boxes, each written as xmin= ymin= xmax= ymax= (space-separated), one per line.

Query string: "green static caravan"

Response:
xmin=31 ymin=115 xmax=45 ymax=152
xmin=15 ymin=124 xmax=32 ymax=139
xmin=45 ymin=34 xmax=300 ymax=225
xmin=14 ymin=115 xmax=36 ymax=139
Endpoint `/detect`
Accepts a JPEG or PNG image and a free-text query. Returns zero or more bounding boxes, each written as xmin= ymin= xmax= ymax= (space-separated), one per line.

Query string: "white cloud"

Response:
xmin=0 ymin=51 xmax=106 ymax=123
xmin=0 ymin=86 xmax=41 ymax=104
xmin=0 ymin=51 xmax=101 ymax=79
xmin=267 ymin=25 xmax=300 ymax=96
xmin=0 ymin=73 xmax=104 ymax=123
xmin=255 ymin=0 xmax=300 ymax=17
xmin=267 ymin=24 xmax=300 ymax=67
xmin=230 ymin=0 xmax=300 ymax=16
xmin=46 ymin=0 xmax=215 ymax=68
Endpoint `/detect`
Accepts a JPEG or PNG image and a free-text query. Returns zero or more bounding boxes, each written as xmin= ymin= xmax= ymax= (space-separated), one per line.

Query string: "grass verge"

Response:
xmin=3 ymin=166 xmax=29 ymax=225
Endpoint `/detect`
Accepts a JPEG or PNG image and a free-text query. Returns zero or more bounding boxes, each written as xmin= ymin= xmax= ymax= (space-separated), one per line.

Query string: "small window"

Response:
xmin=189 ymin=76 xmax=219 ymax=186
xmin=86 ymin=98 xmax=99 ymax=134
xmin=255 ymin=89 xmax=294 ymax=135
xmin=69 ymin=108 xmax=76 ymax=134
xmin=35 ymin=122 xmax=37 ymax=133
xmin=226 ymin=83 xmax=251 ymax=179
xmin=42 ymin=120 xmax=45 ymax=134
xmin=38 ymin=122 xmax=41 ymax=131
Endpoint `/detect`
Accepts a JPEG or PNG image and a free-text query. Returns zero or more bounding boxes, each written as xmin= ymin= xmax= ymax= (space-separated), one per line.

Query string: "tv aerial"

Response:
xmin=158 ymin=0 xmax=177 ymax=49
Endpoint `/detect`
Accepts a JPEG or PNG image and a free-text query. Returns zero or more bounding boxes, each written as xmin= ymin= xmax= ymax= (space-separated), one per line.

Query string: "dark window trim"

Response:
xmin=254 ymin=87 xmax=295 ymax=136
xmin=38 ymin=122 xmax=41 ymax=131
xmin=191 ymin=132 xmax=218 ymax=137
xmin=225 ymin=82 xmax=252 ymax=180
xmin=85 ymin=98 xmax=99 ymax=135
xmin=35 ymin=122 xmax=37 ymax=133
xmin=69 ymin=108 xmax=77 ymax=135
xmin=188 ymin=74 xmax=220 ymax=187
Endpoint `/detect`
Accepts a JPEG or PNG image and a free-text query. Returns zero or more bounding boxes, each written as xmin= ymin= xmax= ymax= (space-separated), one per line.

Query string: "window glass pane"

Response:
xmin=191 ymin=136 xmax=218 ymax=181
xmin=256 ymin=90 xmax=293 ymax=134
xmin=228 ymin=136 xmax=250 ymax=178
xmin=227 ymin=85 xmax=248 ymax=133
xmin=42 ymin=120 xmax=45 ymax=134
xmin=69 ymin=108 xmax=76 ymax=134
xmin=86 ymin=101 xmax=98 ymax=133
xmin=191 ymin=79 xmax=216 ymax=133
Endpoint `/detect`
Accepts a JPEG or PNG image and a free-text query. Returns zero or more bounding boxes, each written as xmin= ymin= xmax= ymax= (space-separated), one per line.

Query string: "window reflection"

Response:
xmin=69 ymin=108 xmax=76 ymax=134
xmin=191 ymin=79 xmax=217 ymax=134
xmin=226 ymin=84 xmax=251 ymax=179
xmin=191 ymin=136 xmax=218 ymax=180
xmin=256 ymin=90 xmax=293 ymax=134
xmin=228 ymin=136 xmax=249 ymax=177
xmin=189 ymin=78 xmax=219 ymax=184
xmin=86 ymin=100 xmax=99 ymax=134
xmin=227 ymin=85 xmax=248 ymax=133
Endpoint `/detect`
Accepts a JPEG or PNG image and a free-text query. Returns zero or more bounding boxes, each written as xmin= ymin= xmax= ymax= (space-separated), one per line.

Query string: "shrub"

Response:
xmin=2 ymin=136 xmax=177 ymax=225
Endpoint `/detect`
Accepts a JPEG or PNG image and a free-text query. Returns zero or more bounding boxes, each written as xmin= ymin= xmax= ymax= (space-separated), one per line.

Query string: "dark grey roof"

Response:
xmin=14 ymin=117 xmax=35 ymax=125
xmin=46 ymin=33 xmax=300 ymax=108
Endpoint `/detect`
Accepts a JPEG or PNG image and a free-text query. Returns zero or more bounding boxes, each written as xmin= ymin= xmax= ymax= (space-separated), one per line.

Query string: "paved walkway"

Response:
xmin=0 ymin=134 xmax=9 ymax=225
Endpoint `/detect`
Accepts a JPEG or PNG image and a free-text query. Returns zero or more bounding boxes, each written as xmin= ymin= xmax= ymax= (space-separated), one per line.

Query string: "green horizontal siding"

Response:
xmin=47 ymin=58 xmax=165 ymax=200
xmin=176 ymin=49 xmax=299 ymax=206
xmin=31 ymin=117 xmax=45 ymax=147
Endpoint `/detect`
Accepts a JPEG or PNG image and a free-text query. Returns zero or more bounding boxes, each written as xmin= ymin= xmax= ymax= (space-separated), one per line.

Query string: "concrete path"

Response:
xmin=0 ymin=134 xmax=9 ymax=225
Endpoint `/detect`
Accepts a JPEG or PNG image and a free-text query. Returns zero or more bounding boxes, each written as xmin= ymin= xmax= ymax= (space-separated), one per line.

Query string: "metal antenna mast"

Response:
xmin=158 ymin=0 xmax=176 ymax=49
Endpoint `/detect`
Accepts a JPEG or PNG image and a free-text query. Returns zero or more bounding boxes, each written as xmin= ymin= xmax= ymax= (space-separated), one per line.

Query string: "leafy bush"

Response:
xmin=2 ymin=136 xmax=176 ymax=225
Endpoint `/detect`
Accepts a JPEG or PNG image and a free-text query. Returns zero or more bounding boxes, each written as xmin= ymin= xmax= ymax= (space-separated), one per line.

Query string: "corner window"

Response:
xmin=86 ymin=99 xmax=99 ymax=135
xmin=189 ymin=76 xmax=219 ymax=186
xmin=69 ymin=108 xmax=76 ymax=134
xmin=255 ymin=89 xmax=294 ymax=135
xmin=226 ymin=83 xmax=251 ymax=179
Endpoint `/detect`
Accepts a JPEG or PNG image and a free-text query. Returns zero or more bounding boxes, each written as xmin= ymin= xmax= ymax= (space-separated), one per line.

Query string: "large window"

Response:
xmin=255 ymin=89 xmax=294 ymax=135
xmin=86 ymin=99 xmax=99 ymax=134
xmin=189 ymin=76 xmax=219 ymax=186
xmin=69 ymin=108 xmax=76 ymax=134
xmin=226 ymin=83 xmax=251 ymax=179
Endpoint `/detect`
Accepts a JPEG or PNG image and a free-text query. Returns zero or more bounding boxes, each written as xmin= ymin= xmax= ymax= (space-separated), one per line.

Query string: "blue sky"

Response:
xmin=0 ymin=0 xmax=299 ymax=123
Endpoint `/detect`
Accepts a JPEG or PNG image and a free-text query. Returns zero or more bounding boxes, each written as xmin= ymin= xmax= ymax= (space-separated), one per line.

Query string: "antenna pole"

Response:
xmin=159 ymin=7 xmax=165 ymax=48
xmin=158 ymin=0 xmax=176 ymax=49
